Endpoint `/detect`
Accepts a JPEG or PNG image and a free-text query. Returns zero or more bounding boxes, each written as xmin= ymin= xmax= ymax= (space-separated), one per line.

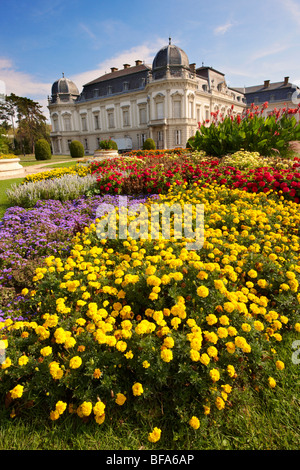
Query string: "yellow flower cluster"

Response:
xmin=23 ymin=164 xmax=90 ymax=184
xmin=1 ymin=182 xmax=300 ymax=437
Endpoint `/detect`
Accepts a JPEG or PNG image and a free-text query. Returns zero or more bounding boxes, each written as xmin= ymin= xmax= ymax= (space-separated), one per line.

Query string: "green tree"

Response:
xmin=0 ymin=93 xmax=49 ymax=155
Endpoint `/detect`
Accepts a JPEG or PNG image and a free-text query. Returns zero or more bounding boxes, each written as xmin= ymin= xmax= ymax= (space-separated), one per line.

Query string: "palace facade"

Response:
xmin=48 ymin=40 xmax=247 ymax=155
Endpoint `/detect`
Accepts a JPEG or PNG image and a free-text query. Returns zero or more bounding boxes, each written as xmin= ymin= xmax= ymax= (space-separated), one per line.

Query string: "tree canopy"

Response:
xmin=0 ymin=93 xmax=50 ymax=154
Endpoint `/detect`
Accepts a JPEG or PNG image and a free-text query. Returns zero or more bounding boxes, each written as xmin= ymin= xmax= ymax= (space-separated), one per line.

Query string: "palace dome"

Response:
xmin=50 ymin=75 xmax=79 ymax=103
xmin=152 ymin=39 xmax=190 ymax=79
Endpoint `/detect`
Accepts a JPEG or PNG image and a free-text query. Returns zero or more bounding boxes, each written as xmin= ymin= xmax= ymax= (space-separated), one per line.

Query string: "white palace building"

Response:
xmin=47 ymin=39 xmax=248 ymax=155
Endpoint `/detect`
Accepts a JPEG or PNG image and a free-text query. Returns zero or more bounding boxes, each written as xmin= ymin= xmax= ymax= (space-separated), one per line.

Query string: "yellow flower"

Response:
xmin=115 ymin=393 xmax=127 ymax=406
xmin=79 ymin=401 xmax=93 ymax=416
xmin=254 ymin=321 xmax=264 ymax=332
xmin=207 ymin=346 xmax=218 ymax=357
xmin=69 ymin=356 xmax=82 ymax=369
xmin=55 ymin=401 xmax=67 ymax=415
xmin=132 ymin=382 xmax=144 ymax=396
xmin=209 ymin=368 xmax=220 ymax=382
xmin=50 ymin=410 xmax=60 ymax=421
xmin=200 ymin=353 xmax=210 ymax=365
xmin=268 ymin=377 xmax=276 ymax=388
xmin=189 ymin=416 xmax=200 ymax=430
xmin=206 ymin=314 xmax=218 ymax=325
xmin=227 ymin=365 xmax=236 ymax=378
xmin=148 ymin=427 xmax=162 ymax=442
xmin=217 ymin=327 xmax=228 ymax=339
xmin=248 ymin=269 xmax=258 ymax=279
xmin=197 ymin=286 xmax=209 ymax=298
xmin=93 ymin=368 xmax=102 ymax=378
xmin=163 ymin=336 xmax=174 ymax=348
xmin=215 ymin=396 xmax=225 ymax=410
xmin=10 ymin=384 xmax=24 ymax=399
xmin=276 ymin=360 xmax=285 ymax=370
xmin=190 ymin=349 xmax=200 ymax=362
xmin=142 ymin=360 xmax=150 ymax=368
xmin=219 ymin=315 xmax=229 ymax=326
xmin=225 ymin=342 xmax=236 ymax=354
xmin=18 ymin=356 xmax=29 ymax=366
xmin=93 ymin=401 xmax=106 ymax=417
xmin=116 ymin=340 xmax=127 ymax=352
xmin=242 ymin=323 xmax=251 ymax=332
xmin=161 ymin=348 xmax=173 ymax=362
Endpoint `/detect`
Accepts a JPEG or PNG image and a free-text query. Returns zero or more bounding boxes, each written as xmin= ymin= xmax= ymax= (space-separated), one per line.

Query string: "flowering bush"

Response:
xmin=1 ymin=183 xmax=299 ymax=440
xmin=6 ymin=174 xmax=98 ymax=208
xmin=192 ymin=102 xmax=300 ymax=157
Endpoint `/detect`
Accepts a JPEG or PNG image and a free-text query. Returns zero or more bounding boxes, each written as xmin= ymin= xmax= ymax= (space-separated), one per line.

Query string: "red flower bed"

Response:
xmin=89 ymin=155 xmax=300 ymax=202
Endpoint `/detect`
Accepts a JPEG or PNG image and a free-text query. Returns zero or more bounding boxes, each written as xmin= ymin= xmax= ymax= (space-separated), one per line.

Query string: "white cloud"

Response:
xmin=79 ymin=23 xmax=97 ymax=41
xmin=214 ymin=22 xmax=234 ymax=35
xmin=0 ymin=38 xmax=169 ymax=122
xmin=250 ymin=42 xmax=290 ymax=61
xmin=70 ymin=38 xmax=166 ymax=90
xmin=0 ymin=57 xmax=51 ymax=118
xmin=278 ymin=0 xmax=300 ymax=26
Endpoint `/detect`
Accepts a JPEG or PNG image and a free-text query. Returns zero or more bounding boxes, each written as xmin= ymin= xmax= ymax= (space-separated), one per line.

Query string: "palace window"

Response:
xmin=139 ymin=107 xmax=147 ymax=125
xmin=108 ymin=111 xmax=115 ymax=128
xmin=81 ymin=115 xmax=87 ymax=131
xmin=123 ymin=108 xmax=130 ymax=127
xmin=173 ymin=100 xmax=181 ymax=118
xmin=156 ymin=102 xmax=164 ymax=119
xmin=175 ymin=130 xmax=181 ymax=146
xmin=63 ymin=115 xmax=71 ymax=132
xmin=52 ymin=116 xmax=59 ymax=132
xmin=94 ymin=114 xmax=100 ymax=130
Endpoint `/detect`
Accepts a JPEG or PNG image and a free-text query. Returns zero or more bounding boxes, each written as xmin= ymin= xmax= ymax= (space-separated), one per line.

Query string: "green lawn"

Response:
xmin=18 ymin=154 xmax=73 ymax=167
xmin=0 ymin=177 xmax=24 ymax=218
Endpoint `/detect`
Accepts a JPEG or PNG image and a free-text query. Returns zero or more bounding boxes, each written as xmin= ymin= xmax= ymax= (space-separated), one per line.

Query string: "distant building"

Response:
xmin=48 ymin=40 xmax=246 ymax=155
xmin=236 ymin=77 xmax=300 ymax=119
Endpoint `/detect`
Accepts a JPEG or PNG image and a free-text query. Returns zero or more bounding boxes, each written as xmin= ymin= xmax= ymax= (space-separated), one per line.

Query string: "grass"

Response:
xmin=0 ymin=156 xmax=83 ymax=219
xmin=0 ymin=381 xmax=299 ymax=450
xmin=18 ymin=154 xmax=74 ymax=167
xmin=0 ymin=177 xmax=24 ymax=219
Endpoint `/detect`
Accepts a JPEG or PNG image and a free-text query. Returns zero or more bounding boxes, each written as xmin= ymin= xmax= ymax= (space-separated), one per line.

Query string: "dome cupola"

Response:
xmin=152 ymin=38 xmax=190 ymax=79
xmin=50 ymin=74 xmax=79 ymax=103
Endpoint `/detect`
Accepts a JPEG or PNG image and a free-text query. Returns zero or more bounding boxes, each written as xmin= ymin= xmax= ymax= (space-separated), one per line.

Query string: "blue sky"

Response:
xmin=1 ymin=0 xmax=300 ymax=120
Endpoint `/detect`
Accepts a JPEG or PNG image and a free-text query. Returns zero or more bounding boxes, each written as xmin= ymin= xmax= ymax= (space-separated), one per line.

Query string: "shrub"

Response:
xmin=99 ymin=139 xmax=118 ymax=150
xmin=35 ymin=139 xmax=52 ymax=161
xmin=193 ymin=103 xmax=300 ymax=158
xmin=6 ymin=174 xmax=98 ymax=208
xmin=142 ymin=138 xmax=156 ymax=150
xmin=70 ymin=140 xmax=85 ymax=158
xmin=186 ymin=136 xmax=195 ymax=149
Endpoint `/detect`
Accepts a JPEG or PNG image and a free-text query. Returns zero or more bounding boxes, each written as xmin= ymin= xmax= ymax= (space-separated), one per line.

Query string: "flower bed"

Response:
xmin=0 ymin=194 xmax=156 ymax=318
xmin=89 ymin=152 xmax=300 ymax=202
xmin=1 ymin=183 xmax=299 ymax=441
